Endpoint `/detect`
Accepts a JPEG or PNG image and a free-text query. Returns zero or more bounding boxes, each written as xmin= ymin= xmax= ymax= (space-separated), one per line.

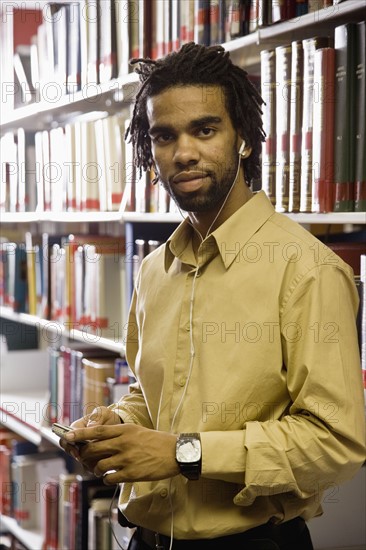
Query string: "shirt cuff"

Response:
xmin=200 ymin=430 xmax=247 ymax=483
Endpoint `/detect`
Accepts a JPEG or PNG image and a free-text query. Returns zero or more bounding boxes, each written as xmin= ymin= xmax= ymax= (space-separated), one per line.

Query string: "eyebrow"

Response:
xmin=148 ymin=116 xmax=223 ymax=136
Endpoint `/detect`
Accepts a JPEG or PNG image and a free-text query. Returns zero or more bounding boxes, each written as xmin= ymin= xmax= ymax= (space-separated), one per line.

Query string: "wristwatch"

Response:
xmin=176 ymin=433 xmax=202 ymax=480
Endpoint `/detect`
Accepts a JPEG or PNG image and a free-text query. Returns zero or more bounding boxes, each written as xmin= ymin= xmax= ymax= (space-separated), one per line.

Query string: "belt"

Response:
xmin=138 ymin=516 xmax=307 ymax=549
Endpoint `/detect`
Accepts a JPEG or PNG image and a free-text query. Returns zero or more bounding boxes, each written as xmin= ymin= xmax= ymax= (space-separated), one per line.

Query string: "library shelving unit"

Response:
xmin=0 ymin=1 xmax=365 ymax=549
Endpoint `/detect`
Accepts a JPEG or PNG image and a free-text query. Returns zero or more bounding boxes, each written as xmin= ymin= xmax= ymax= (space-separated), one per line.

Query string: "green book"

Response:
xmin=334 ymin=23 xmax=357 ymax=212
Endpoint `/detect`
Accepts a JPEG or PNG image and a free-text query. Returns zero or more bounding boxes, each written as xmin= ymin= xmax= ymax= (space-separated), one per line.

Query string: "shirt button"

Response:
xmin=179 ymin=376 xmax=186 ymax=387
xmin=185 ymin=323 xmax=190 ymax=331
xmin=160 ymin=488 xmax=168 ymax=498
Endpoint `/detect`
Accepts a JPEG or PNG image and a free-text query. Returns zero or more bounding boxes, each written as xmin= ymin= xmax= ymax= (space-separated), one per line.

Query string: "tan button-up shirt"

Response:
xmin=113 ymin=191 xmax=365 ymax=539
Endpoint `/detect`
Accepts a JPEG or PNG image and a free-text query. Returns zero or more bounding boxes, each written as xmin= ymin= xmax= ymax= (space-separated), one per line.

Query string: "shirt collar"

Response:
xmin=164 ymin=191 xmax=275 ymax=272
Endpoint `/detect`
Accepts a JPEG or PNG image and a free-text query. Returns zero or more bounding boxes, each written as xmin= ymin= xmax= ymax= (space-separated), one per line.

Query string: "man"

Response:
xmin=61 ymin=43 xmax=366 ymax=550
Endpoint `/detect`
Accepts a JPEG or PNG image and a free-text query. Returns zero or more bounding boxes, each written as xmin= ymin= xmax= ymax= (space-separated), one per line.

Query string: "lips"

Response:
xmin=172 ymin=171 xmax=210 ymax=193
xmin=173 ymin=171 xmax=208 ymax=183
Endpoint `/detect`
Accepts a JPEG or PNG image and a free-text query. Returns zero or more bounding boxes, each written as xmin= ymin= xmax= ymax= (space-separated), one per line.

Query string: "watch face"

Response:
xmin=176 ymin=439 xmax=201 ymax=463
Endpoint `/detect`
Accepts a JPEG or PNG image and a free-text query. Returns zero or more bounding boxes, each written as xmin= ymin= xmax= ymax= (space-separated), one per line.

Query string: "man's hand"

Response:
xmin=59 ymin=406 xmax=121 ymax=465
xmin=64 ymin=422 xmax=180 ymax=484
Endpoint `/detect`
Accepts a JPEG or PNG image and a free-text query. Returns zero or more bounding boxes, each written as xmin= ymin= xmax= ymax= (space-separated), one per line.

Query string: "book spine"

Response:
xmin=66 ymin=3 xmax=81 ymax=92
xmin=288 ymin=40 xmax=303 ymax=212
xmin=275 ymin=43 xmax=292 ymax=212
xmin=260 ymin=49 xmax=276 ymax=205
xmin=354 ymin=21 xmax=366 ymax=212
xmin=312 ymin=47 xmax=336 ymax=213
xmin=300 ymin=36 xmax=331 ymax=212
xmin=116 ymin=0 xmax=130 ymax=77
xmin=210 ymin=0 xmax=219 ymax=45
xmin=99 ymin=0 xmax=117 ymax=83
xmin=334 ymin=23 xmax=357 ymax=212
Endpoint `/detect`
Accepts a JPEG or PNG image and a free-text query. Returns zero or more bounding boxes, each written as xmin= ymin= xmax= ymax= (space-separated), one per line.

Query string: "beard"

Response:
xmin=159 ymin=146 xmax=240 ymax=213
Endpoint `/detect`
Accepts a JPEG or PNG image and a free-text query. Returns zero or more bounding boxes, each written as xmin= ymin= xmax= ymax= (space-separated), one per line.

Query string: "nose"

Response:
xmin=172 ymin=135 xmax=200 ymax=166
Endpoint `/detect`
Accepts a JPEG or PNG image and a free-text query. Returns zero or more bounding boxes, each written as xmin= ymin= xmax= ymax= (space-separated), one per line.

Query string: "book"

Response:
xmin=42 ymin=130 xmax=51 ymax=211
xmin=99 ymin=0 xmax=118 ymax=83
xmin=58 ymin=473 xmax=79 ymax=549
xmin=23 ymin=132 xmax=37 ymax=212
xmin=48 ymin=346 xmax=61 ymax=424
xmin=5 ymin=242 xmax=28 ymax=313
xmin=82 ymin=356 xmax=117 ymax=415
xmin=261 ymin=49 xmax=276 ymax=205
xmin=129 ymin=0 xmax=140 ymax=59
xmin=43 ymin=479 xmax=59 ymax=550
xmin=70 ymin=347 xmax=119 ymax=423
xmin=0 ymin=133 xmax=18 ymax=213
xmin=49 ymin=127 xmax=67 ymax=211
xmin=0 ymin=444 xmax=12 ymax=516
xmin=86 ymin=0 xmax=100 ymax=85
xmin=275 ymin=43 xmax=292 ymax=212
xmin=354 ymin=21 xmax=366 ymax=213
xmin=288 ymin=40 xmax=303 ymax=212
xmin=64 ymin=123 xmax=78 ymax=211
xmin=24 ymin=232 xmax=37 ymax=316
xmin=333 ymin=23 xmax=357 ymax=212
xmin=194 ymin=0 xmax=210 ymax=46
xmin=11 ymin=452 xmax=66 ymax=530
xmin=13 ymin=45 xmax=35 ymax=107
xmin=69 ymin=479 xmax=80 ymax=550
xmin=80 ymin=121 xmax=101 ymax=211
xmin=312 ymin=47 xmax=336 ymax=213
xmin=116 ymin=0 xmax=131 ymax=77
xmin=52 ymin=4 xmax=68 ymax=93
xmin=74 ymin=475 xmax=115 ymax=550
xmin=66 ymin=2 xmax=81 ymax=93
xmin=88 ymin=498 xmax=112 ymax=550
xmin=258 ymin=0 xmax=272 ymax=27
xmin=101 ymin=115 xmax=127 ymax=211
xmin=139 ymin=0 xmax=152 ymax=58
xmin=300 ymin=36 xmax=332 ymax=212
xmin=40 ymin=233 xmax=66 ymax=319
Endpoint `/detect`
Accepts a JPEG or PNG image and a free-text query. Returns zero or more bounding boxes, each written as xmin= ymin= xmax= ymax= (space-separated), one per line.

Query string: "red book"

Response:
xmin=43 ymin=480 xmax=59 ymax=550
xmin=0 ymin=444 xmax=12 ymax=516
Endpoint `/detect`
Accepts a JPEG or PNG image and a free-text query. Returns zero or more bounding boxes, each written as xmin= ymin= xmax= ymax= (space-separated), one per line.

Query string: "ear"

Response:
xmin=237 ymin=135 xmax=251 ymax=155
xmin=237 ymin=136 xmax=252 ymax=159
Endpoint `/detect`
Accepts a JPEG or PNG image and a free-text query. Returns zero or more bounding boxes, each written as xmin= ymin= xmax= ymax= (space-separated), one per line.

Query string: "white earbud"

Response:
xmin=238 ymin=140 xmax=246 ymax=156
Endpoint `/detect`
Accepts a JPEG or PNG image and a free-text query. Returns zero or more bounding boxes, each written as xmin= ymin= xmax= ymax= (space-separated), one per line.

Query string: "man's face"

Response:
xmin=146 ymin=85 xmax=242 ymax=213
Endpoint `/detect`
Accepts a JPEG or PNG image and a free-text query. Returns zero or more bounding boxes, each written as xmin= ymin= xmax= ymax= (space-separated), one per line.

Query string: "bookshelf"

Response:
xmin=0 ymin=1 xmax=365 ymax=549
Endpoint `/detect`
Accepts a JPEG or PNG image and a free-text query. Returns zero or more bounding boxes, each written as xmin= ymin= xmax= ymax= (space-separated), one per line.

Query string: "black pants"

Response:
xmin=127 ymin=517 xmax=314 ymax=550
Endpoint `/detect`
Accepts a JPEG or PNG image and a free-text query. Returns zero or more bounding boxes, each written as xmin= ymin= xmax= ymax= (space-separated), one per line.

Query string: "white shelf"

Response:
xmin=0 ymin=72 xmax=138 ymax=133
xmin=0 ymin=307 xmax=126 ymax=354
xmin=0 ymin=515 xmax=43 ymax=550
xmin=0 ymin=390 xmax=48 ymax=446
xmin=0 ymin=210 xmax=183 ymax=224
xmin=285 ymin=212 xmax=366 ymax=225
xmin=1 ymin=210 xmax=365 ymax=225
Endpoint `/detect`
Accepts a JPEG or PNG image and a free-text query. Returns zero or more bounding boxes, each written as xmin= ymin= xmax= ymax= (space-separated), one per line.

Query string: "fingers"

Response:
xmin=64 ymin=423 xmax=123 ymax=445
xmin=86 ymin=406 xmax=121 ymax=426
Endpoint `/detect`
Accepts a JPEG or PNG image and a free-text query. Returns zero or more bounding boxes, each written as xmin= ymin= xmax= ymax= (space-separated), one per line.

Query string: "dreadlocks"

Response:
xmin=125 ymin=42 xmax=265 ymax=186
